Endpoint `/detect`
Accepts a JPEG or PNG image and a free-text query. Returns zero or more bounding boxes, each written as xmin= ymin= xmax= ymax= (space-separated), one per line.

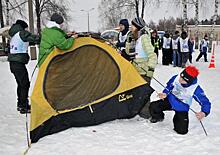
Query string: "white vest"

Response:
xmin=162 ymin=37 xmax=171 ymax=49
xmin=172 ymin=75 xmax=198 ymax=106
xmin=179 ymin=38 xmax=189 ymax=53
xmin=10 ymin=32 xmax=29 ymax=54
xmin=135 ymin=37 xmax=147 ymax=58
xmin=201 ymin=39 xmax=209 ymax=50
xmin=172 ymin=37 xmax=179 ymax=50
xmin=118 ymin=31 xmax=129 ymax=50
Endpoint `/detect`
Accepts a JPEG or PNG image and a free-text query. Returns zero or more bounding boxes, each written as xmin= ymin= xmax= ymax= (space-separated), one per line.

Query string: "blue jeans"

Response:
xmin=173 ymin=49 xmax=180 ymax=67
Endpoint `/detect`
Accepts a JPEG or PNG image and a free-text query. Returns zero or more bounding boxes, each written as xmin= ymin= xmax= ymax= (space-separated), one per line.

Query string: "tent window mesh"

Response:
xmin=44 ymin=45 xmax=120 ymax=110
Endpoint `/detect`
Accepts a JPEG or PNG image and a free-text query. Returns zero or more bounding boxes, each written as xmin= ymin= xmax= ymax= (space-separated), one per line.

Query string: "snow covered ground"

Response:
xmin=0 ymin=49 xmax=220 ymax=155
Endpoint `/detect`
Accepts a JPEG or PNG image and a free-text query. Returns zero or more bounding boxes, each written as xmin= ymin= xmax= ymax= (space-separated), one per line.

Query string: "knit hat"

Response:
xmin=119 ymin=19 xmax=129 ymax=29
xmin=180 ymin=66 xmax=199 ymax=84
xmin=50 ymin=13 xmax=64 ymax=24
xmin=16 ymin=20 xmax=28 ymax=29
xmin=131 ymin=17 xmax=146 ymax=30
xmin=181 ymin=31 xmax=188 ymax=39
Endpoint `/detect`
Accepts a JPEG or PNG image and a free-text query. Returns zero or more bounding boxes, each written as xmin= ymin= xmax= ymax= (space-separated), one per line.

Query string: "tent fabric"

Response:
xmin=44 ymin=45 xmax=120 ymax=110
xmin=30 ymin=36 xmax=154 ymax=143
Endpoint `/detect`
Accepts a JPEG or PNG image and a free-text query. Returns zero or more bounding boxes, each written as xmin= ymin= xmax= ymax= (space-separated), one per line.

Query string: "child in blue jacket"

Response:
xmin=196 ymin=34 xmax=209 ymax=62
xmin=149 ymin=66 xmax=211 ymax=134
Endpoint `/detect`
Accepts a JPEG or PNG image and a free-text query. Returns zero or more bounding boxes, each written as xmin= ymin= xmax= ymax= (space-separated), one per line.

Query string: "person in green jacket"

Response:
xmin=8 ymin=19 xmax=40 ymax=114
xmin=125 ymin=17 xmax=157 ymax=119
xmin=38 ymin=13 xmax=78 ymax=67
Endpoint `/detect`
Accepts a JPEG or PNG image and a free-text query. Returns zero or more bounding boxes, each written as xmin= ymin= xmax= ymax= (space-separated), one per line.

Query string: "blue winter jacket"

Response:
xmin=163 ymin=75 xmax=211 ymax=115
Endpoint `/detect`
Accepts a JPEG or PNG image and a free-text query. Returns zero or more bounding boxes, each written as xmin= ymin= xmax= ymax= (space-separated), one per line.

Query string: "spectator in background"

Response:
xmin=116 ymin=19 xmax=131 ymax=61
xmin=178 ymin=31 xmax=193 ymax=68
xmin=151 ymin=30 xmax=161 ymax=60
xmin=172 ymin=31 xmax=181 ymax=67
xmin=8 ymin=20 xmax=40 ymax=114
xmin=196 ymin=34 xmax=209 ymax=62
xmin=161 ymin=31 xmax=172 ymax=65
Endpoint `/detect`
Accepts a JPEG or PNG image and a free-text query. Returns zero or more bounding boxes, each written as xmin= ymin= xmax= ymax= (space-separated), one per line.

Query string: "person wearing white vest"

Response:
xmin=8 ymin=20 xmax=40 ymax=114
xmin=125 ymin=17 xmax=157 ymax=119
xmin=161 ymin=32 xmax=172 ymax=65
xmin=172 ymin=31 xmax=181 ymax=67
xmin=178 ymin=31 xmax=193 ymax=68
xmin=149 ymin=66 xmax=211 ymax=135
xmin=196 ymin=34 xmax=209 ymax=62
xmin=116 ymin=19 xmax=131 ymax=61
xmin=151 ymin=29 xmax=161 ymax=59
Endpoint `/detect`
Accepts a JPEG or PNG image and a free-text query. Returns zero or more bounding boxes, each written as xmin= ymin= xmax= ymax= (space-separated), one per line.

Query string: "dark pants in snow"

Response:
xmin=162 ymin=48 xmax=172 ymax=65
xmin=139 ymin=75 xmax=152 ymax=119
xmin=149 ymin=98 xmax=189 ymax=134
xmin=9 ymin=61 xmax=30 ymax=109
xmin=173 ymin=49 xmax=181 ymax=67
xmin=196 ymin=52 xmax=208 ymax=62
xmin=180 ymin=52 xmax=190 ymax=67
xmin=154 ymin=47 xmax=159 ymax=59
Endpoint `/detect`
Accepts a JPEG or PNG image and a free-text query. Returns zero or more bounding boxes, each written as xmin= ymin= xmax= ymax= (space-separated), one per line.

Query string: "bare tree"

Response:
xmin=98 ymin=0 xmax=161 ymax=30
xmin=211 ymin=0 xmax=219 ymax=39
xmin=34 ymin=0 xmax=71 ymax=34
xmin=0 ymin=0 xmax=7 ymax=53
xmin=98 ymin=0 xmax=135 ymax=30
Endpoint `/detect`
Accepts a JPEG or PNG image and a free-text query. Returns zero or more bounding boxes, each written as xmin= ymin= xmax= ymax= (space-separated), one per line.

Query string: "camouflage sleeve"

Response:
xmin=141 ymin=34 xmax=157 ymax=70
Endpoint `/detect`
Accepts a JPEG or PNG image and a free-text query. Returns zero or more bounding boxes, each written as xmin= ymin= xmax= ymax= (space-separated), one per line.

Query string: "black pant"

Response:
xmin=139 ymin=75 xmax=153 ymax=119
xmin=9 ymin=61 xmax=30 ymax=108
xmin=149 ymin=98 xmax=189 ymax=134
xmin=196 ymin=52 xmax=207 ymax=62
xmin=180 ymin=52 xmax=190 ymax=67
xmin=162 ymin=49 xmax=172 ymax=65
xmin=154 ymin=48 xmax=159 ymax=59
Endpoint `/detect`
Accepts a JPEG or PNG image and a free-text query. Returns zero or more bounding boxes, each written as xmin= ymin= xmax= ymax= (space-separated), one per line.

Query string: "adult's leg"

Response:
xmin=181 ymin=52 xmax=190 ymax=67
xmin=139 ymin=76 xmax=152 ymax=119
xmin=204 ymin=52 xmax=208 ymax=62
xmin=162 ymin=49 xmax=166 ymax=65
xmin=189 ymin=52 xmax=192 ymax=63
xmin=154 ymin=48 xmax=159 ymax=59
xmin=173 ymin=50 xmax=177 ymax=67
xmin=173 ymin=111 xmax=189 ymax=134
xmin=196 ymin=52 xmax=203 ymax=61
xmin=9 ymin=62 xmax=30 ymax=109
xmin=169 ymin=49 xmax=173 ymax=64
xmin=177 ymin=51 xmax=181 ymax=67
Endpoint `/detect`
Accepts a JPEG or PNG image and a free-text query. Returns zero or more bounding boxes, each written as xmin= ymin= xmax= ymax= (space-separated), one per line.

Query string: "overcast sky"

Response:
xmin=69 ymin=0 xmax=217 ymax=32
xmin=68 ymin=0 xmax=101 ymax=32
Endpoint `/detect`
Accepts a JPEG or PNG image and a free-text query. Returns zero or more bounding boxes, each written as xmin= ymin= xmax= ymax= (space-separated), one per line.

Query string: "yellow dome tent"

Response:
xmin=30 ymin=36 xmax=153 ymax=143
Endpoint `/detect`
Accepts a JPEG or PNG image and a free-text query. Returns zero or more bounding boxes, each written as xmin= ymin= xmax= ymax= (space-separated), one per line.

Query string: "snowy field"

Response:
xmin=0 ymin=49 xmax=220 ymax=155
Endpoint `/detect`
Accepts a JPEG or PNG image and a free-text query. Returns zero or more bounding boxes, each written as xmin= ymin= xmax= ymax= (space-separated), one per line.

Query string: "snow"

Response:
xmin=0 ymin=48 xmax=220 ymax=155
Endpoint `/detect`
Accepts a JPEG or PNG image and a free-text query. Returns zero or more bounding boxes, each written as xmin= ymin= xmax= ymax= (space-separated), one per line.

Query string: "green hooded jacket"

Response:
xmin=38 ymin=24 xmax=74 ymax=67
xmin=8 ymin=24 xmax=40 ymax=64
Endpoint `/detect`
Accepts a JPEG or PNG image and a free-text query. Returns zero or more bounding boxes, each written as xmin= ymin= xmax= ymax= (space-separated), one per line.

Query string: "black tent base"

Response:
xmin=30 ymin=84 xmax=154 ymax=143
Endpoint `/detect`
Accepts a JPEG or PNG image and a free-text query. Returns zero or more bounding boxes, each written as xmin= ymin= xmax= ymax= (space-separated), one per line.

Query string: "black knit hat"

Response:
xmin=50 ymin=13 xmax=64 ymax=24
xmin=131 ymin=17 xmax=146 ymax=30
xmin=119 ymin=19 xmax=129 ymax=28
xmin=16 ymin=20 xmax=28 ymax=29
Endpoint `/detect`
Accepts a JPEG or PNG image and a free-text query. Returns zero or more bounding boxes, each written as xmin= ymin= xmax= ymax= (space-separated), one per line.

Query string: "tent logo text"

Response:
xmin=118 ymin=94 xmax=133 ymax=102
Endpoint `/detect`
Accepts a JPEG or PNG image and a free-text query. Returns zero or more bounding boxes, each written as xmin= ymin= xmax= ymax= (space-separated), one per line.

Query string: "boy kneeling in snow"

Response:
xmin=149 ymin=66 xmax=211 ymax=134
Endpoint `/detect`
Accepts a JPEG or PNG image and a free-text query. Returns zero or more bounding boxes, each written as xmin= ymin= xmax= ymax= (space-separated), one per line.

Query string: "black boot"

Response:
xmin=150 ymin=118 xmax=164 ymax=123
xmin=17 ymin=104 xmax=31 ymax=114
